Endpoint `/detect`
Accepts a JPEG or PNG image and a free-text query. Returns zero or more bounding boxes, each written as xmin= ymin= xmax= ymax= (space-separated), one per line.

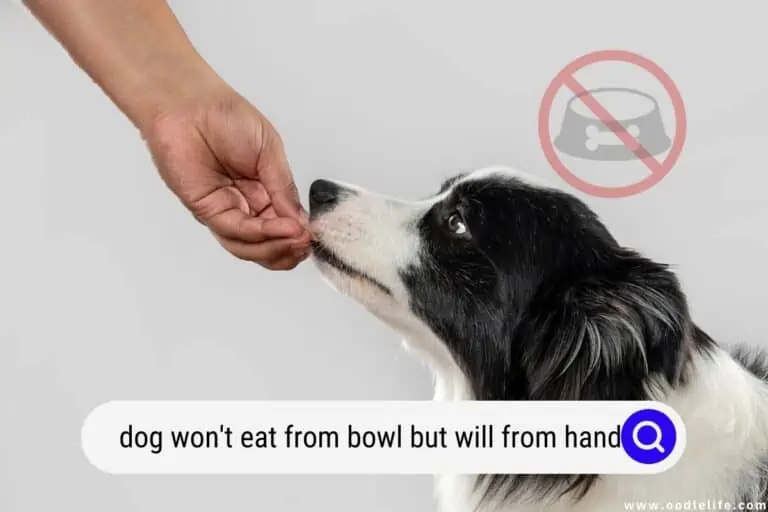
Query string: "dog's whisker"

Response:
xmin=307 ymin=167 xmax=768 ymax=512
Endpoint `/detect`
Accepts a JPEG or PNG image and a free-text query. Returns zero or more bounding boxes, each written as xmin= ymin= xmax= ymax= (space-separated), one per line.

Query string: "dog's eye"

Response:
xmin=446 ymin=211 xmax=469 ymax=237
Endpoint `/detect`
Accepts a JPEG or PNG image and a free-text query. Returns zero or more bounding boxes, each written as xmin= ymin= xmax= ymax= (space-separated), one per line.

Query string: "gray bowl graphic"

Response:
xmin=554 ymin=87 xmax=671 ymax=161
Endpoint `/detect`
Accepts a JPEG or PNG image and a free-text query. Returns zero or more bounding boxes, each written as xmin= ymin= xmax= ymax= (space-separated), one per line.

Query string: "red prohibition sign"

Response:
xmin=538 ymin=50 xmax=686 ymax=198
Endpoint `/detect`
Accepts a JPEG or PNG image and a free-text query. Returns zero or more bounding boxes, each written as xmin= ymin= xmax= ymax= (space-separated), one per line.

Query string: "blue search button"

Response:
xmin=621 ymin=408 xmax=677 ymax=464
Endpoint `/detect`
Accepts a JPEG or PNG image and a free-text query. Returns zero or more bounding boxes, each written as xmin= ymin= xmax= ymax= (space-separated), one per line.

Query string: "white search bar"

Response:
xmin=81 ymin=400 xmax=686 ymax=475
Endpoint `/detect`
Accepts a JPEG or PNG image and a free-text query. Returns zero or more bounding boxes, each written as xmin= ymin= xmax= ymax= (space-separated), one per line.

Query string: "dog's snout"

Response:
xmin=309 ymin=179 xmax=341 ymax=213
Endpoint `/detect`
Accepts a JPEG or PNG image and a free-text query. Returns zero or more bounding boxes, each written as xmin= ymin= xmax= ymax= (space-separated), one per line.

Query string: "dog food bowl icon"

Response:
xmin=554 ymin=87 xmax=671 ymax=161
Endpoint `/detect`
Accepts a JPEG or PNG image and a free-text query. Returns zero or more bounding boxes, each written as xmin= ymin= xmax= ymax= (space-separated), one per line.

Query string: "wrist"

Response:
xmin=23 ymin=0 xmax=228 ymax=133
xmin=119 ymin=53 xmax=230 ymax=134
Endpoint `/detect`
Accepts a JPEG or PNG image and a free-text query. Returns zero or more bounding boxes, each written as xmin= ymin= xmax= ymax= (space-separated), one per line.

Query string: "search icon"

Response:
xmin=632 ymin=420 xmax=665 ymax=453
xmin=621 ymin=408 xmax=677 ymax=464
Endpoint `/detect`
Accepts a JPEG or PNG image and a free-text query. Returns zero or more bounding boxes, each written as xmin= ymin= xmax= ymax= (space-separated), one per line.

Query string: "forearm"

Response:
xmin=24 ymin=0 xmax=225 ymax=130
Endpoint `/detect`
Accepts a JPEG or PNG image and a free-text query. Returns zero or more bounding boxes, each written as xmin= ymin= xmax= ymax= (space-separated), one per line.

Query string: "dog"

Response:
xmin=307 ymin=166 xmax=768 ymax=512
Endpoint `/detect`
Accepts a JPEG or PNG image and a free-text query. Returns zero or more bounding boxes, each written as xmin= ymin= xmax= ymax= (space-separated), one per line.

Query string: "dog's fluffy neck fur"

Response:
xmin=380 ymin=260 xmax=768 ymax=512
xmin=423 ymin=343 xmax=768 ymax=512
xmin=308 ymin=168 xmax=768 ymax=511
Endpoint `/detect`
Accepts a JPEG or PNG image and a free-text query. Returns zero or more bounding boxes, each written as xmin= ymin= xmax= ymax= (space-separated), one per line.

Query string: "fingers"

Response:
xmin=267 ymin=251 xmax=310 ymax=271
xmin=237 ymin=179 xmax=308 ymax=228
xmin=207 ymin=208 xmax=303 ymax=243
xmin=191 ymin=185 xmax=304 ymax=244
xmin=259 ymin=206 xmax=278 ymax=220
xmin=234 ymin=179 xmax=271 ymax=215
xmin=211 ymin=212 xmax=311 ymax=268
xmin=192 ymin=183 xmax=311 ymax=269
xmin=256 ymin=128 xmax=308 ymax=222
xmin=159 ymin=98 xmax=311 ymax=270
xmin=216 ymin=235 xmax=311 ymax=270
xmin=272 ymin=186 xmax=310 ymax=227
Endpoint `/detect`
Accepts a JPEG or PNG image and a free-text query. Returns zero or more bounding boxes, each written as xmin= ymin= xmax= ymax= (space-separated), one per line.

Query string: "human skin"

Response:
xmin=24 ymin=0 xmax=312 ymax=269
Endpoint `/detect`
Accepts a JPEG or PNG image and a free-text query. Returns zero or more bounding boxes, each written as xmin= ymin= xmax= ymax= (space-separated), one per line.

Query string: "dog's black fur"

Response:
xmin=401 ymin=175 xmax=763 ymax=503
xmin=310 ymin=170 xmax=768 ymax=508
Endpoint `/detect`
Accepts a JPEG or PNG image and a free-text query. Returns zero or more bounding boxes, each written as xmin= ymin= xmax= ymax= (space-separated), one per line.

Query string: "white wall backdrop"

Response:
xmin=1 ymin=1 xmax=766 ymax=510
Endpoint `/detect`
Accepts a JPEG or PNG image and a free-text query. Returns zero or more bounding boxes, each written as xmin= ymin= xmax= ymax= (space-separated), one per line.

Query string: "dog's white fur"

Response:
xmin=437 ymin=350 xmax=768 ymax=512
xmin=311 ymin=167 xmax=768 ymax=511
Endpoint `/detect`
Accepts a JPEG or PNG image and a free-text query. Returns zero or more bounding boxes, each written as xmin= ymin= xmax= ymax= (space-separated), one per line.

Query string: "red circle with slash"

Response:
xmin=538 ymin=50 xmax=686 ymax=198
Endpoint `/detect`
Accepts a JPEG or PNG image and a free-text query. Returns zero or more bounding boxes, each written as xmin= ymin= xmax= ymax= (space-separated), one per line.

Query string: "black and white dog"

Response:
xmin=308 ymin=167 xmax=768 ymax=512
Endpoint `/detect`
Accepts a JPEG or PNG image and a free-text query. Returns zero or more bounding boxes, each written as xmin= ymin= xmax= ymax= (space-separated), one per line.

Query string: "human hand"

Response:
xmin=24 ymin=0 xmax=311 ymax=268
xmin=141 ymin=83 xmax=311 ymax=270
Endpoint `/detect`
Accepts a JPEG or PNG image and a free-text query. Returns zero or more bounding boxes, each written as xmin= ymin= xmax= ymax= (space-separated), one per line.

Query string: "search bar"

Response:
xmin=81 ymin=400 xmax=686 ymax=475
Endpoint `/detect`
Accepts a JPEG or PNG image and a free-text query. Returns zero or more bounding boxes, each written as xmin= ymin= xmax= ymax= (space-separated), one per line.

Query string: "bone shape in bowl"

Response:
xmin=554 ymin=87 xmax=671 ymax=162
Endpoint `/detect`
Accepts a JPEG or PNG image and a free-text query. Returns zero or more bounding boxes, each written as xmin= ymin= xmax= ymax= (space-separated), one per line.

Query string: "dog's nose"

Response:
xmin=309 ymin=179 xmax=341 ymax=211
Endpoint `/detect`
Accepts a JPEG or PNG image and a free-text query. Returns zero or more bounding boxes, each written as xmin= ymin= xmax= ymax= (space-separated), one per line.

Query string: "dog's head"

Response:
xmin=309 ymin=167 xmax=700 ymax=401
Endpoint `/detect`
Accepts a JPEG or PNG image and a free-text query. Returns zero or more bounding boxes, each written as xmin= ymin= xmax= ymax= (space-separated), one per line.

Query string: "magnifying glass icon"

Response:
xmin=622 ymin=408 xmax=677 ymax=464
xmin=632 ymin=420 xmax=665 ymax=453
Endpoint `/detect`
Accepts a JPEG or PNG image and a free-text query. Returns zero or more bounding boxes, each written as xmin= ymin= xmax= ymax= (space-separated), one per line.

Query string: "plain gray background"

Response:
xmin=1 ymin=1 xmax=767 ymax=511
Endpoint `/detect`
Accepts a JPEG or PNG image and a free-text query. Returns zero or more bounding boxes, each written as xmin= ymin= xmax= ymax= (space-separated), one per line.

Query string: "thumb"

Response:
xmin=258 ymin=131 xmax=308 ymax=224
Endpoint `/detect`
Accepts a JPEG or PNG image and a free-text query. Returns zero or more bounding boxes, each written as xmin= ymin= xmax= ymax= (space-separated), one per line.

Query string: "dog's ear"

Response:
xmin=512 ymin=258 xmax=691 ymax=400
